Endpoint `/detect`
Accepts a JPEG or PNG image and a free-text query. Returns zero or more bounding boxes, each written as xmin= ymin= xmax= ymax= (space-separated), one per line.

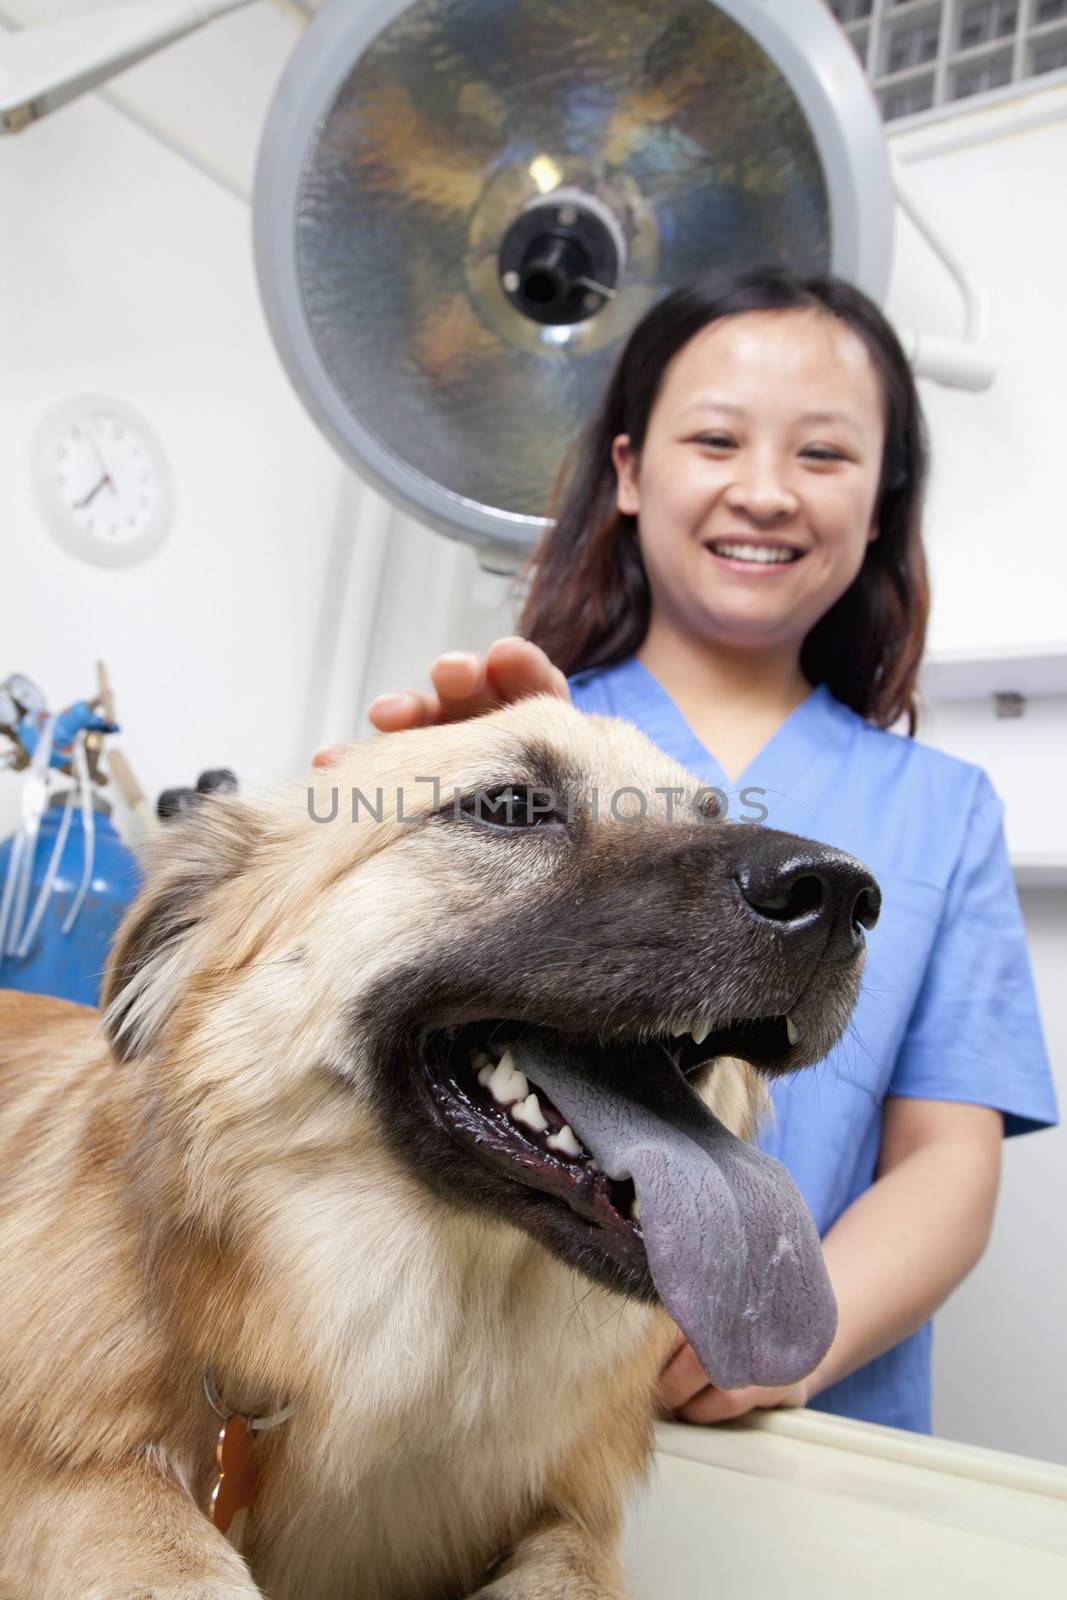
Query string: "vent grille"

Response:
xmin=827 ymin=0 xmax=1067 ymax=123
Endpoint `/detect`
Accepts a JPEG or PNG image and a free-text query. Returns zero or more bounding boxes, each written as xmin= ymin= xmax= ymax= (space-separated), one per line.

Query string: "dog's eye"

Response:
xmin=455 ymin=784 xmax=567 ymax=832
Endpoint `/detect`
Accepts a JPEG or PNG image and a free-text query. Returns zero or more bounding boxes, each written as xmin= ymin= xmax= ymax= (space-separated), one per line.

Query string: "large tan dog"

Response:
xmin=0 ymin=696 xmax=878 ymax=1600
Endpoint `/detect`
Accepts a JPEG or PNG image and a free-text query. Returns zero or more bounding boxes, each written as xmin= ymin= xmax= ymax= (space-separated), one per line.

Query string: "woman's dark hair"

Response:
xmin=516 ymin=264 xmax=930 ymax=733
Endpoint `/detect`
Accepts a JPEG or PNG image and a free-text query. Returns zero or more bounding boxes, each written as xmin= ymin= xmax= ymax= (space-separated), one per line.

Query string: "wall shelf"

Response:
xmin=1012 ymin=855 xmax=1067 ymax=891
xmin=919 ymin=645 xmax=1067 ymax=701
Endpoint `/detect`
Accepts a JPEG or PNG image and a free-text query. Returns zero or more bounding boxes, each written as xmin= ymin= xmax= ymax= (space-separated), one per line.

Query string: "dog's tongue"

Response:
xmin=508 ymin=1031 xmax=837 ymax=1391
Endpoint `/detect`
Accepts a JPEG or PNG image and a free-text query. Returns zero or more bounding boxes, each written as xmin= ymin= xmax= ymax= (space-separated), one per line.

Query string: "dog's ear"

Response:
xmin=101 ymin=795 xmax=264 ymax=1061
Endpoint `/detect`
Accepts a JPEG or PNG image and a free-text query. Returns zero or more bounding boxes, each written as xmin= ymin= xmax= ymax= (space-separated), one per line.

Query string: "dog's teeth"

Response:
xmin=511 ymin=1093 xmax=549 ymax=1133
xmin=630 ymin=1195 xmax=641 ymax=1223
xmin=486 ymin=1051 xmax=528 ymax=1106
xmin=786 ymin=1014 xmax=800 ymax=1047
xmin=471 ymin=1047 xmax=492 ymax=1071
xmin=670 ymin=1016 xmax=712 ymax=1045
xmin=546 ymin=1123 xmax=583 ymax=1158
xmin=477 ymin=1063 xmax=495 ymax=1089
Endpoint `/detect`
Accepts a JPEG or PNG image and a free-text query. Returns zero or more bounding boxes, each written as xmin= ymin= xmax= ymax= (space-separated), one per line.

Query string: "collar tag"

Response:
xmin=209 ymin=1413 xmax=259 ymax=1536
xmin=203 ymin=1369 xmax=293 ymax=1536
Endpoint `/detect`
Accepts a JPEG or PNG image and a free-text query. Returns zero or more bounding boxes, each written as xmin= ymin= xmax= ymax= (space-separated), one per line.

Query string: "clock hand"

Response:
xmin=88 ymin=427 xmax=116 ymax=492
xmin=74 ymin=475 xmax=109 ymax=510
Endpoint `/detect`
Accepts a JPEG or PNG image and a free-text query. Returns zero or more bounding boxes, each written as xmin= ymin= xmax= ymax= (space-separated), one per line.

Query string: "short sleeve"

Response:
xmin=889 ymin=771 xmax=1059 ymax=1137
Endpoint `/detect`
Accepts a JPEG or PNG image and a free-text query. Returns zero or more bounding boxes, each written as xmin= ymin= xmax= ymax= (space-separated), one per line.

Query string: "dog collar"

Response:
xmin=203 ymin=1369 xmax=293 ymax=1536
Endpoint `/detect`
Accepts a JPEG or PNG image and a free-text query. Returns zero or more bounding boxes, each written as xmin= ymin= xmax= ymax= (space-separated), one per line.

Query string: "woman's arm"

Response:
xmin=658 ymin=1096 xmax=1003 ymax=1423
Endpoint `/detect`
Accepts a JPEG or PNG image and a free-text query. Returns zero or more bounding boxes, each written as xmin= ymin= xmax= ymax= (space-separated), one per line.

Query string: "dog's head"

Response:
xmin=102 ymin=696 xmax=878 ymax=1390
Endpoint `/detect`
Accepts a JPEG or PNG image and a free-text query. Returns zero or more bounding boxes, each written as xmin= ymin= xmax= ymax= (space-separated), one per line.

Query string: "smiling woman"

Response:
xmin=350 ymin=264 xmax=1058 ymax=1439
xmin=610 ymin=309 xmax=887 ymax=768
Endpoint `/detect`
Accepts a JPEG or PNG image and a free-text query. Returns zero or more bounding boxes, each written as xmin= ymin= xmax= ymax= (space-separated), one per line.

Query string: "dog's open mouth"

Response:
xmin=417 ymin=1014 xmax=837 ymax=1391
xmin=421 ymin=1016 xmax=793 ymax=1235
xmin=423 ymin=1022 xmax=645 ymax=1239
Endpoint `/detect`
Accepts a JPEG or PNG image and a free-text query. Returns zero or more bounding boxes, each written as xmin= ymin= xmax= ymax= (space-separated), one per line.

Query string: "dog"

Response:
xmin=0 ymin=694 xmax=878 ymax=1600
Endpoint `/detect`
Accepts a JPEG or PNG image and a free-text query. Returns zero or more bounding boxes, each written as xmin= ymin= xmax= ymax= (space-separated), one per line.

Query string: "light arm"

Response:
xmin=0 ymin=0 xmax=258 ymax=134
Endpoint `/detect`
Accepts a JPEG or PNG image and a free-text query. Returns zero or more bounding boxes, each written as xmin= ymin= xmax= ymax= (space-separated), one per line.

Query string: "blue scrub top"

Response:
xmin=569 ymin=655 xmax=1058 ymax=1434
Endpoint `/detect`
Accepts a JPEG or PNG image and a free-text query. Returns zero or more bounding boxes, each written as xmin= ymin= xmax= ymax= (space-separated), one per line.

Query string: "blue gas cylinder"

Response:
xmin=0 ymin=800 xmax=142 ymax=1007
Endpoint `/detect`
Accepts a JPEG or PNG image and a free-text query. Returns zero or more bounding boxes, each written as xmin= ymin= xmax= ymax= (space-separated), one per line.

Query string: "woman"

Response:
xmin=317 ymin=266 xmax=1057 ymax=1434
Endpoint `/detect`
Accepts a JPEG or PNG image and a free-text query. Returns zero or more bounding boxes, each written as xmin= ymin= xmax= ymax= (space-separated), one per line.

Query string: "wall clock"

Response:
xmin=32 ymin=396 xmax=173 ymax=568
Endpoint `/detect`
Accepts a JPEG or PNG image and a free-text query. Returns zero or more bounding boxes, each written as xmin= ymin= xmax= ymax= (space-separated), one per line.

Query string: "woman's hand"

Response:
xmin=313 ymin=637 xmax=570 ymax=769
xmin=656 ymin=1334 xmax=810 ymax=1425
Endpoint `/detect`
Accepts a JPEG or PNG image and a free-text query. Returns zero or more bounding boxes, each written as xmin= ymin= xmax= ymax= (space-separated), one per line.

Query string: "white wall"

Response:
xmin=916 ymin=695 xmax=1066 ymax=1462
xmin=355 ymin=514 xmax=522 ymax=722
xmin=932 ymin=887 xmax=1067 ymax=1465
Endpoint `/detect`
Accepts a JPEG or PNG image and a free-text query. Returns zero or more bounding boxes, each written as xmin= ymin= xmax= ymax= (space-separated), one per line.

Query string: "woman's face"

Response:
xmin=612 ymin=309 xmax=886 ymax=658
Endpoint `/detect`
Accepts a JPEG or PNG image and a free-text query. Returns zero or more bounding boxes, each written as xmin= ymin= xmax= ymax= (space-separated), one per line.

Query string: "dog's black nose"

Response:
xmin=733 ymin=836 xmax=880 ymax=962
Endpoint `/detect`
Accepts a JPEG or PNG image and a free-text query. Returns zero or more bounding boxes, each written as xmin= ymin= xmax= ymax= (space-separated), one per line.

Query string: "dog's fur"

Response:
xmin=0 ymin=697 xmax=862 ymax=1600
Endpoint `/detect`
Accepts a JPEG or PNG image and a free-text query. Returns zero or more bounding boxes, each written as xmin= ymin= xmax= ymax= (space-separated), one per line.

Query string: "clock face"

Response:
xmin=58 ymin=413 xmax=158 ymax=546
xmin=33 ymin=396 xmax=172 ymax=568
